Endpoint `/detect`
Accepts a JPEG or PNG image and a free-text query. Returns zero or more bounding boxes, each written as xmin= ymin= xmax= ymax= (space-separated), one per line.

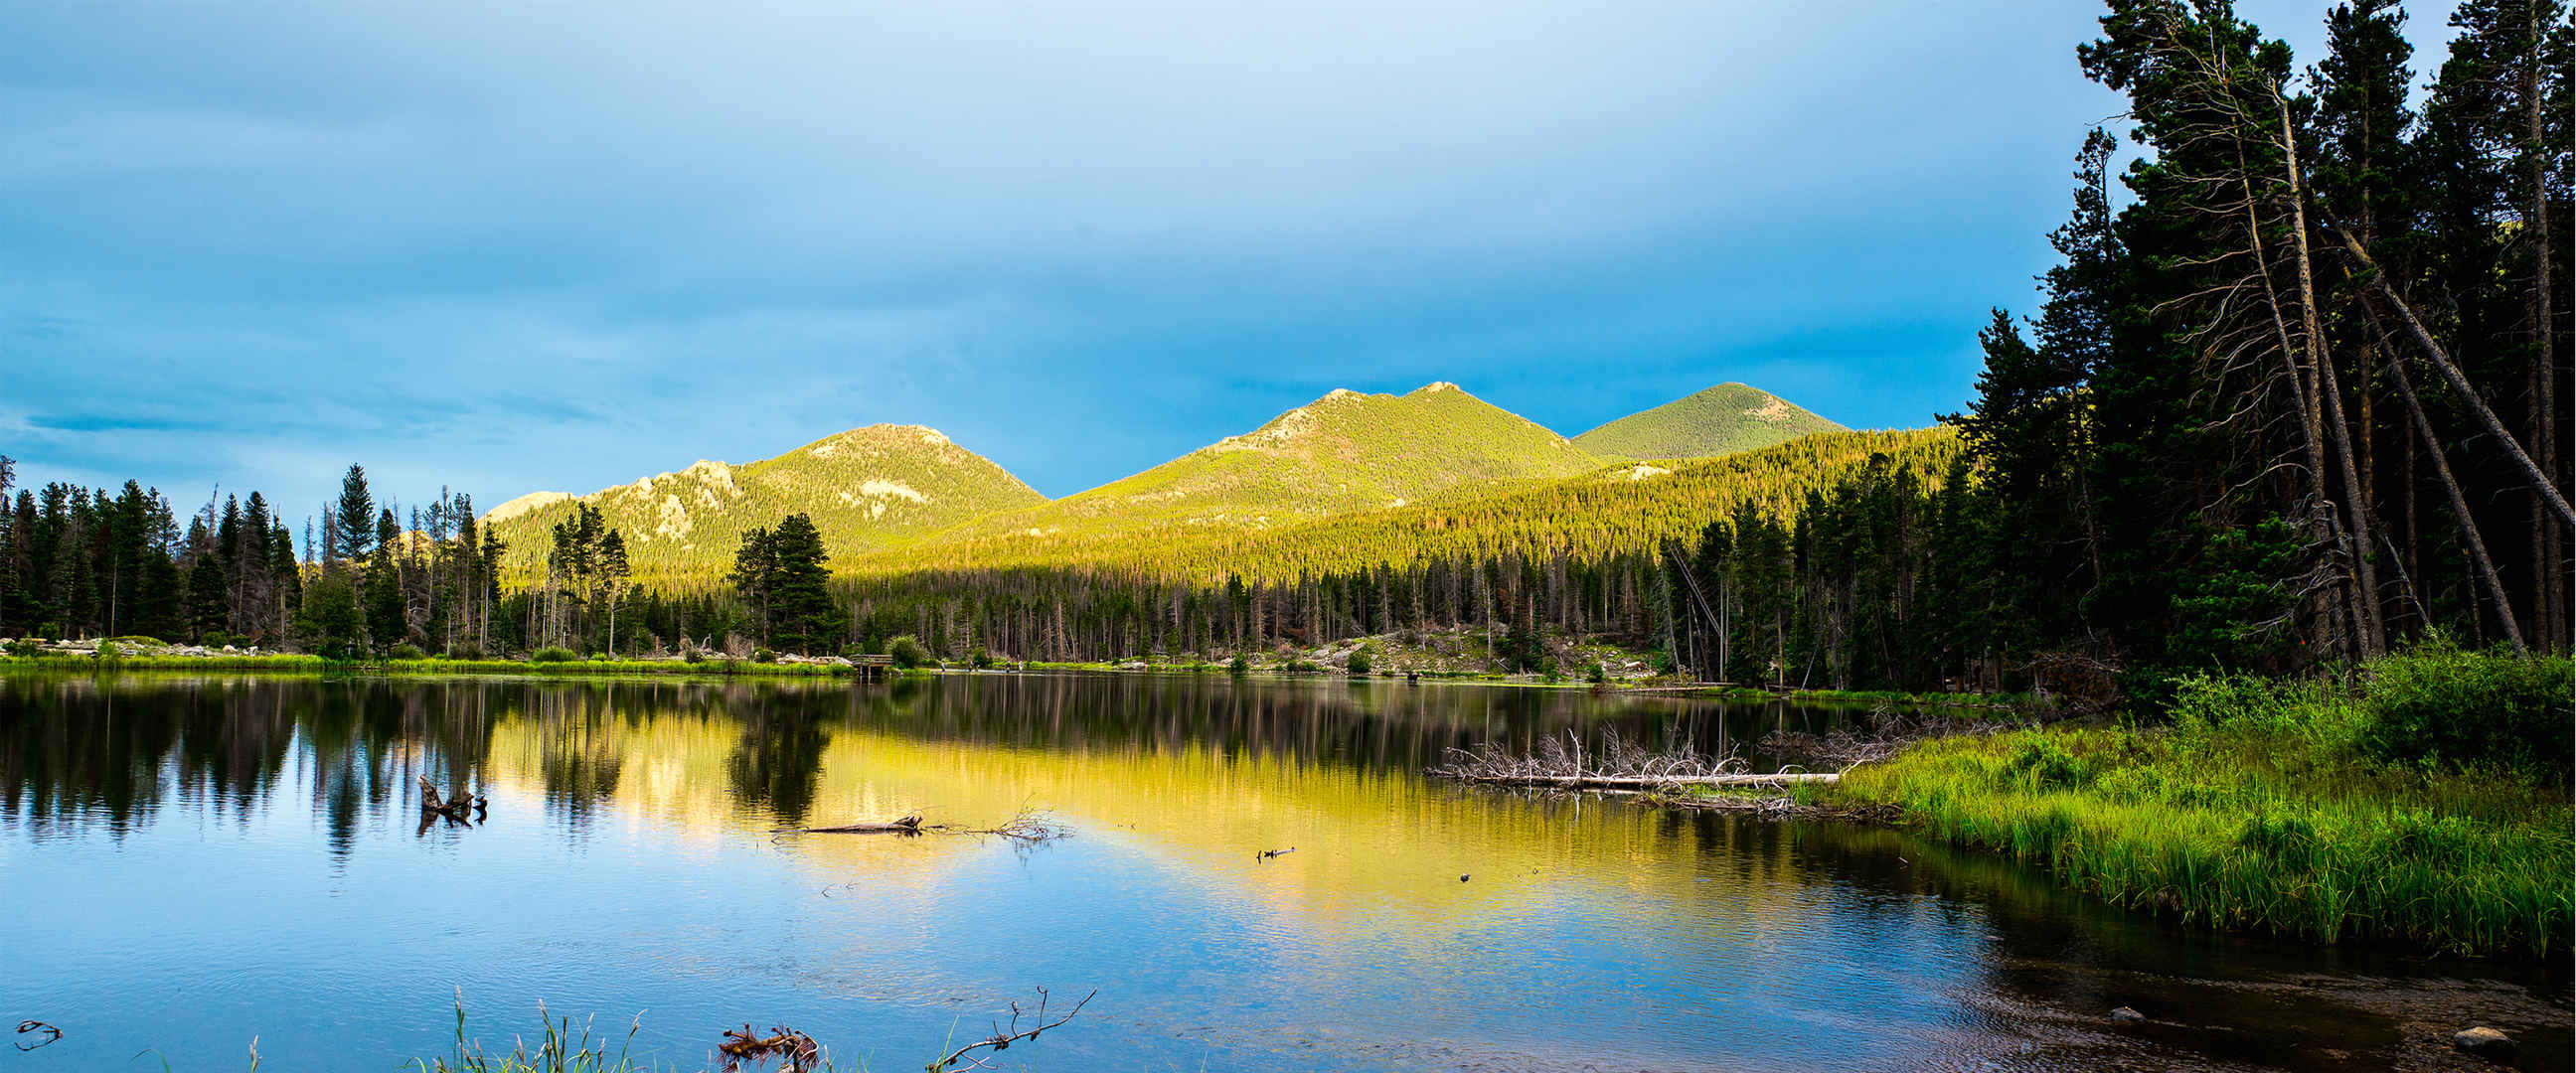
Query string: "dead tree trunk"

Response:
xmin=2334 ymin=225 xmax=2576 ymax=526
xmin=2383 ymin=336 xmax=2527 ymax=654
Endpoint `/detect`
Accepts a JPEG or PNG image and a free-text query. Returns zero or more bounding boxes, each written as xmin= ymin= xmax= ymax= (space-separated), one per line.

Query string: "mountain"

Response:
xmin=1572 ymin=383 xmax=1843 ymax=460
xmin=940 ymin=383 xmax=1604 ymax=541
xmin=846 ymin=425 xmax=1958 ymax=581
xmin=483 ymin=424 xmax=1044 ymax=583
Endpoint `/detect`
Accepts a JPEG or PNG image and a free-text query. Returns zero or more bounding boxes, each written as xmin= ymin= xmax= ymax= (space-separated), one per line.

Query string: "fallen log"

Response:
xmin=795 ymin=815 xmax=923 ymax=835
xmin=1434 ymin=772 xmax=1838 ymax=789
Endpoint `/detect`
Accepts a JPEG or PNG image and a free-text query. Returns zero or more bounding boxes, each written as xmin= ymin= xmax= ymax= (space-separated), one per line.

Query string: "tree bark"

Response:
xmin=2523 ymin=0 xmax=2562 ymax=649
xmin=2278 ymin=93 xmax=2386 ymax=658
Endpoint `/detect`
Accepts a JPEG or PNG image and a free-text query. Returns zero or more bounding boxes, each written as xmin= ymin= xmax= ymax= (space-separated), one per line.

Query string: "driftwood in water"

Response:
xmin=1437 ymin=771 xmax=1839 ymax=788
xmin=416 ymin=775 xmax=487 ymax=822
xmin=1428 ymin=728 xmax=1840 ymax=789
xmin=1256 ymin=846 xmax=1297 ymax=860
xmin=777 ymin=806 xmax=1072 ymax=845
xmin=928 ymin=988 xmax=1095 ymax=1072
xmin=797 ymin=815 xmax=923 ymax=835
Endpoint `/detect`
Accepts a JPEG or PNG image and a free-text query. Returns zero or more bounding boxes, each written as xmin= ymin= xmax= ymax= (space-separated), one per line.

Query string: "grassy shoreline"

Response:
xmin=1822 ymin=645 xmax=2572 ymax=958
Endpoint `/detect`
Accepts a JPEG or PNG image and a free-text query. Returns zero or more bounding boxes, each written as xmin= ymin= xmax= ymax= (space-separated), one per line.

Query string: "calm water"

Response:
xmin=1 ymin=672 xmax=2566 ymax=1072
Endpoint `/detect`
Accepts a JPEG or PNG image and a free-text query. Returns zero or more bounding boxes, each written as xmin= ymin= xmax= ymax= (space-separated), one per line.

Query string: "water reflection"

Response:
xmin=0 ymin=672 xmax=2565 ymax=1073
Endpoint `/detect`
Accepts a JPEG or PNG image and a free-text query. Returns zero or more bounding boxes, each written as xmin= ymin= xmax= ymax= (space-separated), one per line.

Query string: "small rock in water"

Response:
xmin=2453 ymin=1026 xmax=2515 ymax=1058
xmin=2109 ymin=1006 xmax=2146 ymax=1023
xmin=1459 ymin=874 xmax=1470 ymax=882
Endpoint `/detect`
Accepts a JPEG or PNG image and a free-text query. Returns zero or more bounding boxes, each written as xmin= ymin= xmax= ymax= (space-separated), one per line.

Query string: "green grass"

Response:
xmin=1833 ymin=646 xmax=2573 ymax=956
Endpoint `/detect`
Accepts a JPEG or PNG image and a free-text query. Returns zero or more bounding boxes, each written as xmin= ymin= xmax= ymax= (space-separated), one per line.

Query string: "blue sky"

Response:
xmin=4 ymin=0 xmax=2462 ymax=518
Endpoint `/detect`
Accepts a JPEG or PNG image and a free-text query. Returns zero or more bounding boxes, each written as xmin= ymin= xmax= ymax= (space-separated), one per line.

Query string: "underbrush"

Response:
xmin=1835 ymin=642 xmax=2573 ymax=956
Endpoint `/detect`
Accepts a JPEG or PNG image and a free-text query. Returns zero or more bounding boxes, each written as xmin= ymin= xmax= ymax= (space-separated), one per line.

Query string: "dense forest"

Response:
xmin=1667 ymin=0 xmax=2570 ymax=691
xmin=5 ymin=0 xmax=2564 ymax=693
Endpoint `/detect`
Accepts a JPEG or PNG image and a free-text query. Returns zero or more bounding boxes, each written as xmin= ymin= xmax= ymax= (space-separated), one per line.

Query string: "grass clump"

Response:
xmin=1835 ymin=643 xmax=2572 ymax=956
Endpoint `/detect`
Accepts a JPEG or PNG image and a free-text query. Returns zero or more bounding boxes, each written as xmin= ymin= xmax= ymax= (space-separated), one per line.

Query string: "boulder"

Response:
xmin=2109 ymin=1006 xmax=2147 ymax=1023
xmin=2453 ymin=1027 xmax=2514 ymax=1058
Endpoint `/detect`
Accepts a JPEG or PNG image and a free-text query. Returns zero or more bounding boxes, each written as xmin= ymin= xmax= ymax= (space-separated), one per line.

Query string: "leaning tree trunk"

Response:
xmin=2277 ymin=92 xmax=2386 ymax=658
xmin=2334 ymin=224 xmax=2576 ymax=527
xmin=2382 ymin=331 xmax=2527 ymax=654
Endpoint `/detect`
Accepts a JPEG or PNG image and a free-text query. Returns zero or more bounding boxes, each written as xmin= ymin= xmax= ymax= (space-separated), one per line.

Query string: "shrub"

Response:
xmin=886 ymin=635 xmax=929 ymax=670
xmin=529 ymin=647 xmax=578 ymax=664
xmin=970 ymin=647 xmax=998 ymax=670
xmin=751 ymin=647 xmax=777 ymax=664
xmin=2360 ymin=640 xmax=2572 ymax=782
xmin=96 ymin=641 xmax=123 ymax=660
xmin=388 ymin=642 xmax=426 ymax=661
xmin=2001 ymin=738 xmax=2091 ymax=790
xmin=200 ymin=631 xmax=234 ymax=649
xmin=3 ymin=638 xmax=42 ymax=658
xmin=1228 ymin=653 xmax=1251 ymax=677
xmin=450 ymin=644 xmax=484 ymax=661
xmin=1585 ymin=660 xmax=1608 ymax=685
xmin=1345 ymin=648 xmax=1373 ymax=676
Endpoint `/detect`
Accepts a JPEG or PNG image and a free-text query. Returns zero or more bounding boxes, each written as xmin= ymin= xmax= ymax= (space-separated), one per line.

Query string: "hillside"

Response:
xmin=847 ymin=425 xmax=1958 ymax=583
xmin=483 ymin=425 xmax=1044 ymax=584
xmin=1572 ymin=383 xmax=1843 ymax=460
xmin=933 ymin=383 xmax=1605 ymax=541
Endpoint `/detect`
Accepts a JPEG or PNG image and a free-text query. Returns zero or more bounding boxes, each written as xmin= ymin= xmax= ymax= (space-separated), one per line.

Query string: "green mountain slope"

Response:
xmin=1572 ymin=383 xmax=1843 ymax=460
xmin=483 ymin=425 xmax=1044 ymax=584
xmin=849 ymin=425 xmax=1956 ymax=582
xmin=939 ymin=383 xmax=1605 ymax=540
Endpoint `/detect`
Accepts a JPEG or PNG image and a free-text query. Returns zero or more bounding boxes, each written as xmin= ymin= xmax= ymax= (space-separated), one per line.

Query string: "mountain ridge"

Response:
xmin=482 ymin=381 xmax=1851 ymax=581
xmin=1572 ymin=383 xmax=1843 ymax=460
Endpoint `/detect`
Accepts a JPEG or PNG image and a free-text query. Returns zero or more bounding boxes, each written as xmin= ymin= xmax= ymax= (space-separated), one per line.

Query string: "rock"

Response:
xmin=1459 ymin=874 xmax=1471 ymax=882
xmin=2453 ymin=1027 xmax=2514 ymax=1058
xmin=2109 ymin=1006 xmax=2146 ymax=1023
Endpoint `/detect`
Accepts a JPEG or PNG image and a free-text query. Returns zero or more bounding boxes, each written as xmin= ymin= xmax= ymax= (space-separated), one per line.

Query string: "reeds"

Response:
xmin=1836 ymin=654 xmax=2573 ymax=956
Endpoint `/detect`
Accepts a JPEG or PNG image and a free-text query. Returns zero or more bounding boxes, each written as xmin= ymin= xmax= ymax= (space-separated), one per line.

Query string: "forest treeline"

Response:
xmin=5 ymin=0 xmax=2563 ymax=691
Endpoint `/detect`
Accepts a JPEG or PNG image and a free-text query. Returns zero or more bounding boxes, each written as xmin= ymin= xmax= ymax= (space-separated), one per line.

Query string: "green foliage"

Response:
xmin=529 ymin=647 xmax=578 ymax=664
xmin=1839 ymin=648 xmax=2575 ymax=956
xmin=295 ymin=571 xmax=365 ymax=661
xmin=731 ymin=514 xmax=841 ymax=655
xmin=2358 ymin=639 xmax=2573 ymax=781
xmin=969 ymin=647 xmax=998 ymax=670
xmin=886 ymin=634 xmax=929 ymax=670
xmin=95 ymin=640 xmax=122 ymax=660
xmin=1345 ymin=647 xmax=1372 ymax=676
xmin=1572 ymin=383 xmax=1843 ymax=460
xmin=2 ymin=638 xmax=40 ymax=658
xmin=389 ymin=642 xmax=426 ymax=661
xmin=1227 ymin=653 xmax=1250 ymax=677
xmin=751 ymin=647 xmax=776 ymax=664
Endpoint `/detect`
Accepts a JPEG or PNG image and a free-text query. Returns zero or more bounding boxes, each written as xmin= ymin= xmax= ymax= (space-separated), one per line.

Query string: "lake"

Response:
xmin=2 ymin=672 xmax=2565 ymax=1071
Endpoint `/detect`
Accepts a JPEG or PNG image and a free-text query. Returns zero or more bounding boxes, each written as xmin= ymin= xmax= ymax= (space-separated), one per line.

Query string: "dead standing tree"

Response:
xmin=2108 ymin=3 xmax=2389 ymax=661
